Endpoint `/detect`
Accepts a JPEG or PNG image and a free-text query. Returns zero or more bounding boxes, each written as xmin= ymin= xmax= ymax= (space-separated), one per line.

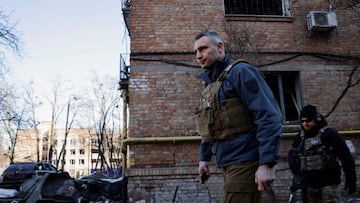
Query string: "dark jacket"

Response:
xmin=198 ymin=54 xmax=282 ymax=168
xmin=289 ymin=116 xmax=356 ymax=190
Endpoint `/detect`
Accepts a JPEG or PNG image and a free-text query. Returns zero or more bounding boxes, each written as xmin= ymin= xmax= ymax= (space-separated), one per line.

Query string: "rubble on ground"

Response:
xmin=0 ymin=172 xmax=125 ymax=203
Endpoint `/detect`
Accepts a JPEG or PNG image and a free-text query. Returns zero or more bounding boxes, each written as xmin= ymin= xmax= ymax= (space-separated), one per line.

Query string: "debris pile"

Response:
xmin=0 ymin=172 xmax=125 ymax=203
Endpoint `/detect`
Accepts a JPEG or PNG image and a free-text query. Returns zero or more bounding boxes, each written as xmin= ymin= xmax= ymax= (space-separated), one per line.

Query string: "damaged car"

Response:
xmin=0 ymin=162 xmax=58 ymax=190
xmin=0 ymin=170 xmax=126 ymax=203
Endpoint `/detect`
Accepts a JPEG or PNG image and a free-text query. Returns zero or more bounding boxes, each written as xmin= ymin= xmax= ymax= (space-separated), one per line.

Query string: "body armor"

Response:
xmin=299 ymin=128 xmax=340 ymax=171
xmin=195 ymin=60 xmax=254 ymax=142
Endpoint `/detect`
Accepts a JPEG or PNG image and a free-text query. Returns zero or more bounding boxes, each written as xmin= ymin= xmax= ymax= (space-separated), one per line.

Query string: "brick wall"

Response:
xmin=301 ymin=68 xmax=360 ymax=130
xmin=129 ymin=0 xmax=360 ymax=55
xmin=129 ymin=0 xmax=224 ymax=54
xmin=128 ymin=67 xmax=201 ymax=138
xmin=126 ymin=135 xmax=360 ymax=202
xmin=127 ymin=0 xmax=360 ymax=162
xmin=126 ymin=166 xmax=223 ymax=203
xmin=127 ymin=64 xmax=360 ymax=167
xmin=124 ymin=0 xmax=360 ymax=202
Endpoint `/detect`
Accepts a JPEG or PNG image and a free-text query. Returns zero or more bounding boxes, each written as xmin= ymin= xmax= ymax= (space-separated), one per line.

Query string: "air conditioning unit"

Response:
xmin=307 ymin=11 xmax=337 ymax=32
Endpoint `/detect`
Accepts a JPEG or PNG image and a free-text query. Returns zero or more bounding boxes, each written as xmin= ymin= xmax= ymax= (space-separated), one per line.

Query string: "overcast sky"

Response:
xmin=1 ymin=0 xmax=130 ymax=121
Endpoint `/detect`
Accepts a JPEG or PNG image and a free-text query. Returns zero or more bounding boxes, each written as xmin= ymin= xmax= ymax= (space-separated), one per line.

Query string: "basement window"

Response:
xmin=263 ymin=71 xmax=302 ymax=124
xmin=224 ymin=0 xmax=291 ymax=16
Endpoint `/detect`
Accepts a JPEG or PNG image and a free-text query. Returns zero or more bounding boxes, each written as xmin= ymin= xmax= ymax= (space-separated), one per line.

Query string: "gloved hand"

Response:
xmin=344 ymin=178 xmax=356 ymax=194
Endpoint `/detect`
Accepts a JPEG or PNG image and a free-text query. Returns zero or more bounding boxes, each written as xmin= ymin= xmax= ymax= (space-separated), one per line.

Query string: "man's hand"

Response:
xmin=255 ymin=164 xmax=275 ymax=192
xmin=198 ymin=161 xmax=210 ymax=183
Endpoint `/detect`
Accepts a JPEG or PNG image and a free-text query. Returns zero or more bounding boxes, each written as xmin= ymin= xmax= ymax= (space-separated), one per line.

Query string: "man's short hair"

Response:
xmin=194 ymin=31 xmax=223 ymax=44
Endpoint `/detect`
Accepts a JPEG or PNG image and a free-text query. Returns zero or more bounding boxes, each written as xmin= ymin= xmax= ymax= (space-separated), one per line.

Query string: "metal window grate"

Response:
xmin=225 ymin=0 xmax=283 ymax=15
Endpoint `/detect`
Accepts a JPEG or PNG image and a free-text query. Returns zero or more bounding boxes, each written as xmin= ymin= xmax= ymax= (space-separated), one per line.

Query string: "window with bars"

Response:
xmin=224 ymin=0 xmax=290 ymax=16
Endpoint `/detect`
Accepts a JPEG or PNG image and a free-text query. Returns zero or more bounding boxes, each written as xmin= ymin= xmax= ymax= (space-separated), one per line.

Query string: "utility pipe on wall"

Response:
xmin=121 ymin=130 xmax=360 ymax=148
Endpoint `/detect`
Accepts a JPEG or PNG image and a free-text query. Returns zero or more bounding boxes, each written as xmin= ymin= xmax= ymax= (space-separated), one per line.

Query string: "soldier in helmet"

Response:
xmin=289 ymin=104 xmax=356 ymax=202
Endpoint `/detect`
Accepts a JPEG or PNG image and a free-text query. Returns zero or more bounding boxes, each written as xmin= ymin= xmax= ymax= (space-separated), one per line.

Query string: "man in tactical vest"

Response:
xmin=193 ymin=31 xmax=282 ymax=203
xmin=288 ymin=105 xmax=356 ymax=202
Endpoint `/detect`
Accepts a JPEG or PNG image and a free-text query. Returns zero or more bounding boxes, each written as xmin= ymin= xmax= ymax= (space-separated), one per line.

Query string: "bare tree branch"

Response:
xmin=0 ymin=10 xmax=23 ymax=75
xmin=86 ymin=74 xmax=122 ymax=175
xmin=0 ymin=82 xmax=31 ymax=163
xmin=325 ymin=64 xmax=360 ymax=117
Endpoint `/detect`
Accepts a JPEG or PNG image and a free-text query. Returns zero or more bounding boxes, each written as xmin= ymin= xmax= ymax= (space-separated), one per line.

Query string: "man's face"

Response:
xmin=194 ymin=36 xmax=223 ymax=69
xmin=301 ymin=118 xmax=316 ymax=131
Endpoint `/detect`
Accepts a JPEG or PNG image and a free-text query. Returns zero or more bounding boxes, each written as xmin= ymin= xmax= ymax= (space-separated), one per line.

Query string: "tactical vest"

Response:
xmin=194 ymin=60 xmax=254 ymax=142
xmin=299 ymin=127 xmax=340 ymax=171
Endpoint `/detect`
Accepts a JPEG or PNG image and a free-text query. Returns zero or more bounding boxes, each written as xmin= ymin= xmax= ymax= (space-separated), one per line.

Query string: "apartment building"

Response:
xmin=11 ymin=122 xmax=121 ymax=178
xmin=120 ymin=0 xmax=360 ymax=202
xmin=49 ymin=128 xmax=92 ymax=177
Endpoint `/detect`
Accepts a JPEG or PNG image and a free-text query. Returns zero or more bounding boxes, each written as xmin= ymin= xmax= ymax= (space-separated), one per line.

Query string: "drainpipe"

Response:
xmin=121 ymin=89 xmax=129 ymax=173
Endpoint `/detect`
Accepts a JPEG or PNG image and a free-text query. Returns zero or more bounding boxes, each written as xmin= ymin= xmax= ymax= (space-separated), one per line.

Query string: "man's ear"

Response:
xmin=217 ymin=42 xmax=224 ymax=53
